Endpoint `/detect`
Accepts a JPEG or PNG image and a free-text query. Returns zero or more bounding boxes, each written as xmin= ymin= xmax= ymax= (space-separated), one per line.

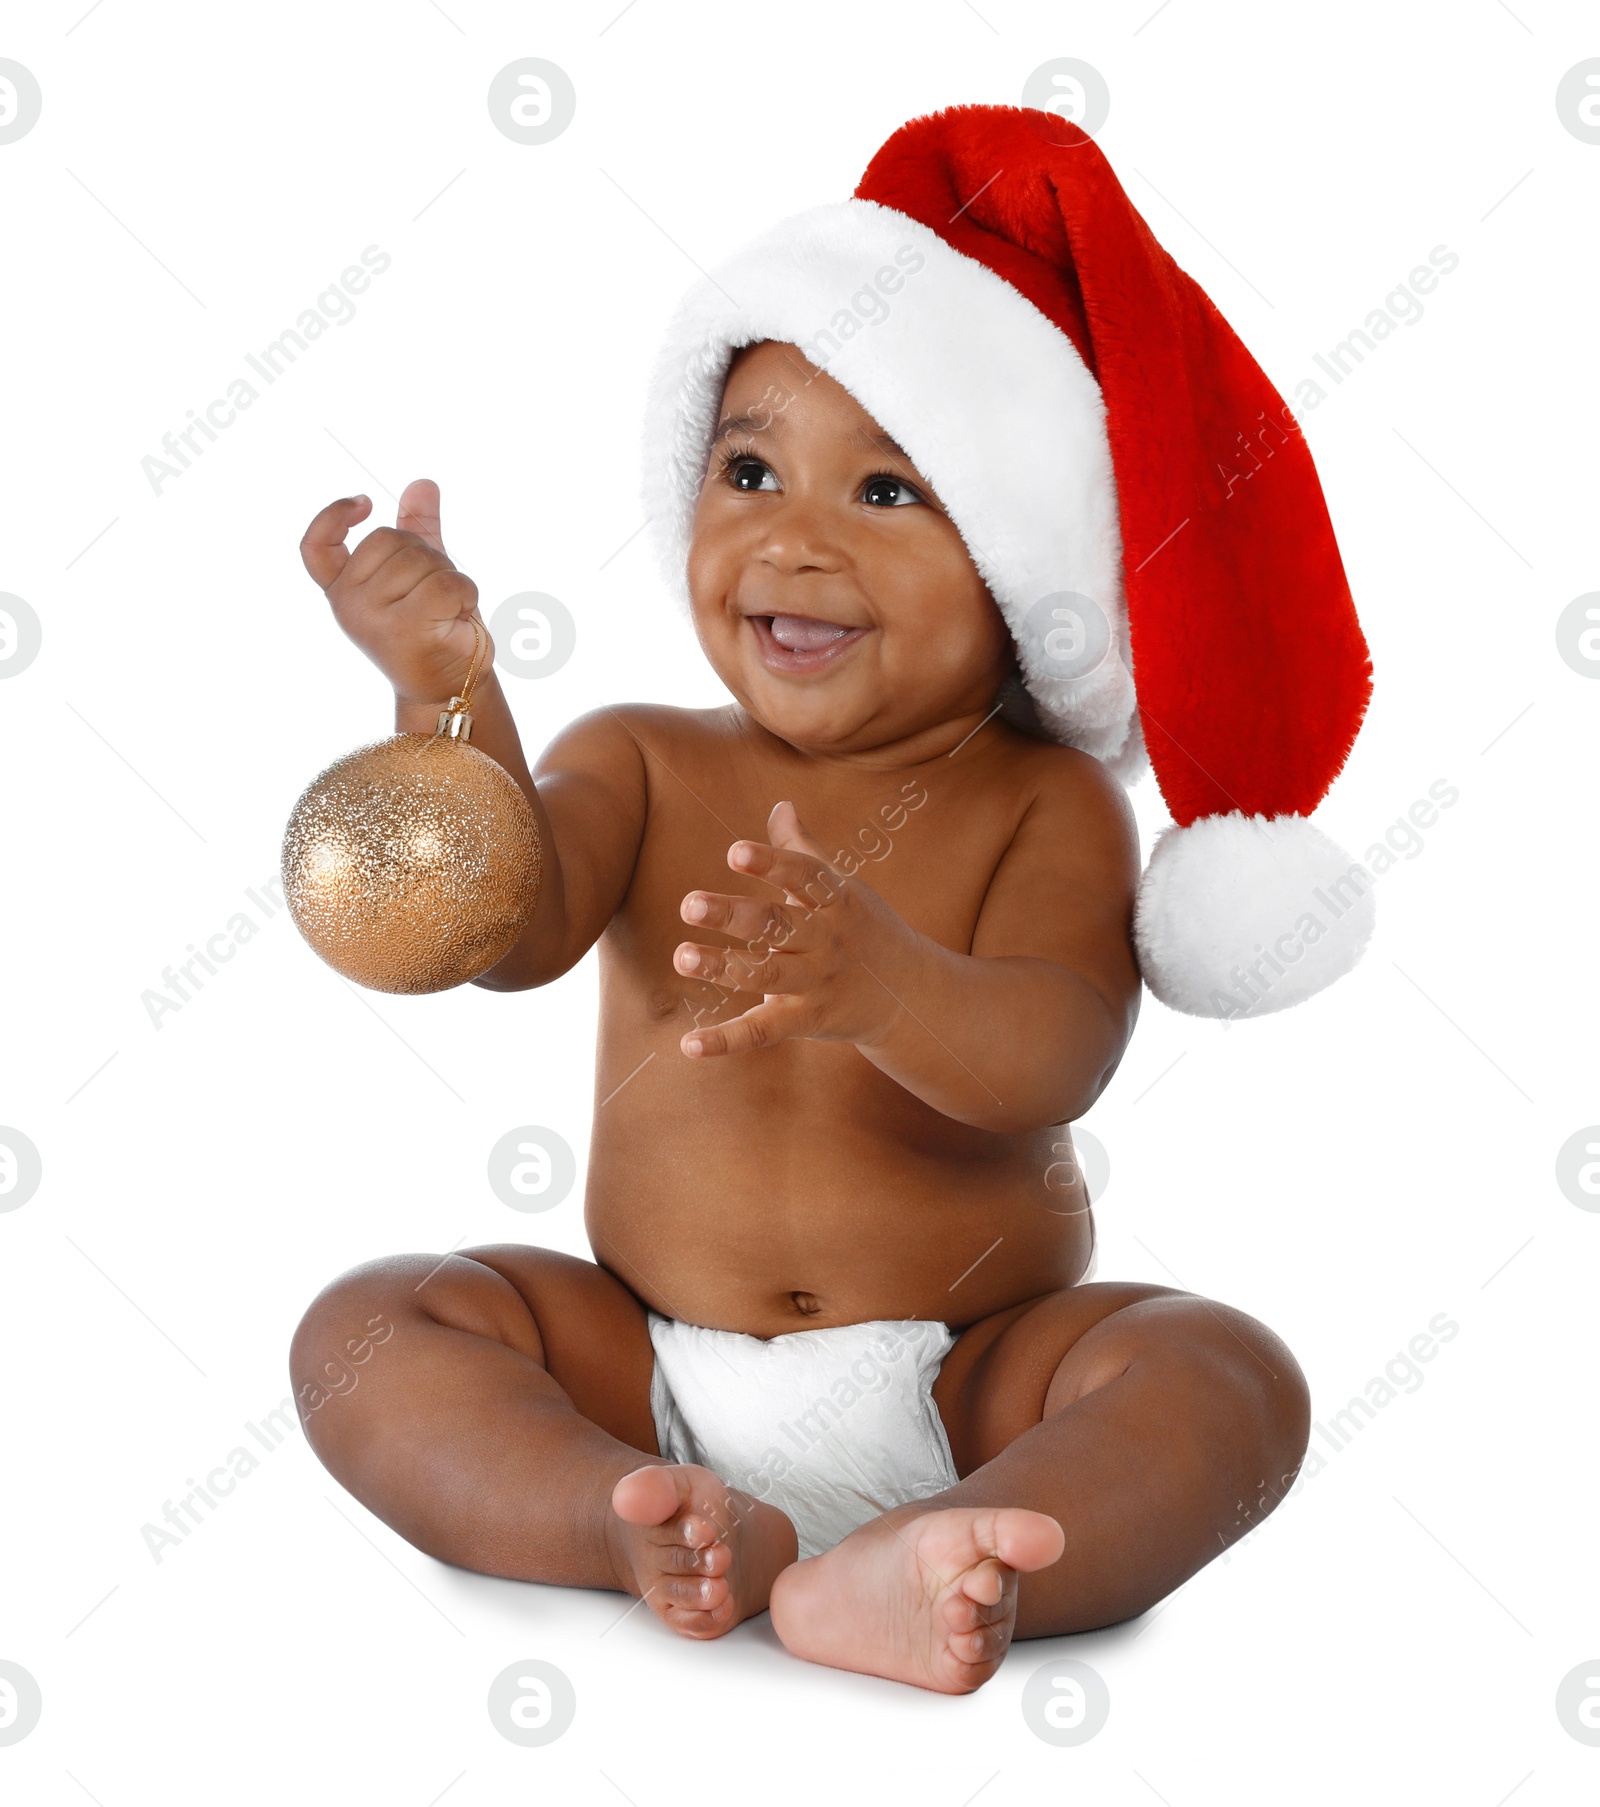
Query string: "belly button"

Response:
xmin=790 ymin=1290 xmax=822 ymax=1316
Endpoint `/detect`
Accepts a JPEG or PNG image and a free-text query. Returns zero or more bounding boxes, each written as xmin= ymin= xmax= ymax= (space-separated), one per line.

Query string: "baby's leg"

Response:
xmin=291 ymin=1245 xmax=796 ymax=1635
xmin=769 ymin=1282 xmax=1309 ymax=1691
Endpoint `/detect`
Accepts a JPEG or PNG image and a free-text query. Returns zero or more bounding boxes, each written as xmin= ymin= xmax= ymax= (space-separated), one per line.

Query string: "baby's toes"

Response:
xmin=947 ymin=1617 xmax=1011 ymax=1668
xmin=942 ymin=1561 xmax=1017 ymax=1674
xmin=653 ymin=1536 xmax=722 ymax=1578
xmin=659 ymin=1567 xmax=731 ymax=1613
xmin=943 ymin=1589 xmax=984 ymax=1633
xmin=946 ymin=1566 xmax=1015 ymax=1635
xmin=646 ymin=1529 xmax=732 ymax=1605
xmin=664 ymin=1590 xmax=740 ymax=1639
xmin=694 ymin=1538 xmax=733 ymax=1578
xmin=669 ymin=1508 xmax=730 ymax=1550
xmin=611 ymin=1464 xmax=683 ymax=1526
xmin=958 ymin=1556 xmax=1008 ymax=1609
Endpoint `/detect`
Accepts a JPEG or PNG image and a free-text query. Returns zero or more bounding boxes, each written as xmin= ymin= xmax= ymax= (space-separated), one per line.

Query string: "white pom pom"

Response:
xmin=1133 ymin=813 xmax=1375 ymax=1019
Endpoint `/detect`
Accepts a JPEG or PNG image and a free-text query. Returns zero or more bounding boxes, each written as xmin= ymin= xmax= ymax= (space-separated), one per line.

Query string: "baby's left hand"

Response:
xmin=674 ymin=801 xmax=916 ymax=1058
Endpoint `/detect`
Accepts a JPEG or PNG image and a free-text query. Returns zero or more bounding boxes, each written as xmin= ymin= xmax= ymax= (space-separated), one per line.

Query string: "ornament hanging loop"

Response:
xmin=434 ymin=614 xmax=489 ymax=743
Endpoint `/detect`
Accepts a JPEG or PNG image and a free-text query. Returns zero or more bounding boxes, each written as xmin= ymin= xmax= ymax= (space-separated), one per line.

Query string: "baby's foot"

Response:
xmin=608 ymin=1463 xmax=798 ymax=1639
xmin=768 ymin=1505 xmax=1065 ymax=1693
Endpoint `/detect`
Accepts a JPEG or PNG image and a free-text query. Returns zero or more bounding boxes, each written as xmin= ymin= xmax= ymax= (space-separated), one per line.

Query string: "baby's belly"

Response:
xmin=581 ymin=1041 xmax=1094 ymax=1336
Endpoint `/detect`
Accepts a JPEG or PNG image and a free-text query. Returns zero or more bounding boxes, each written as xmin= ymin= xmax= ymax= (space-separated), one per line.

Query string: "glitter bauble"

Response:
xmin=282 ymin=735 xmax=543 ymax=994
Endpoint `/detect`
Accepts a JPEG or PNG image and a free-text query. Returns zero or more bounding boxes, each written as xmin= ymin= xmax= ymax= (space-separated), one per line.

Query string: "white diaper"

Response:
xmin=647 ymin=1312 xmax=960 ymax=1558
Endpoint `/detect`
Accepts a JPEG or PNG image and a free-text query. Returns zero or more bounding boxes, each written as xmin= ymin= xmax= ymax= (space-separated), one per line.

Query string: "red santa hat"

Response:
xmin=641 ymin=104 xmax=1374 ymax=1018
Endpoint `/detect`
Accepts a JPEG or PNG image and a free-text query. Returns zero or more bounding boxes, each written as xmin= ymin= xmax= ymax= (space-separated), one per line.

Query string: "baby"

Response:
xmin=290 ymin=105 xmax=1371 ymax=1695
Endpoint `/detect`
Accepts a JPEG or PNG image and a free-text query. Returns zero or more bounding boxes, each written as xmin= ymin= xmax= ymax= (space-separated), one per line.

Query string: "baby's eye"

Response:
xmin=725 ymin=456 xmax=779 ymax=493
xmin=861 ymin=474 xmax=922 ymax=508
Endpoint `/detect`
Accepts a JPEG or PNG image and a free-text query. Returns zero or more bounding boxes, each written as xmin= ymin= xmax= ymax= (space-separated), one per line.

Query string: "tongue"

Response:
xmin=769 ymin=614 xmax=851 ymax=652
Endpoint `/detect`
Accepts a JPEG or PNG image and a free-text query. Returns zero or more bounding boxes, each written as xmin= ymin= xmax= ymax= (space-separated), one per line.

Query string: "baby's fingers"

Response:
xmin=300 ymin=494 xmax=372 ymax=589
xmin=681 ymin=888 xmax=794 ymax=945
xmin=673 ymin=942 xmax=801 ymax=994
xmin=681 ymin=998 xmax=806 ymax=1059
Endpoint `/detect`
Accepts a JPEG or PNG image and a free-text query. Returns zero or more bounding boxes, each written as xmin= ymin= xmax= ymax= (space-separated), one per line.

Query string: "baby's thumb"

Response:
xmin=769 ymin=799 xmax=825 ymax=859
xmin=397 ymin=477 xmax=447 ymax=553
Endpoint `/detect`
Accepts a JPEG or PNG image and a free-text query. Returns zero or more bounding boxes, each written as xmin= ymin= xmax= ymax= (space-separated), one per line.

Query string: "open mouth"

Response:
xmin=747 ymin=612 xmax=867 ymax=673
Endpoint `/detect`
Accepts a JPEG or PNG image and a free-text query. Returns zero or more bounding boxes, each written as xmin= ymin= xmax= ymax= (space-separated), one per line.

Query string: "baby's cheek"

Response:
xmin=685 ymin=537 xmax=739 ymax=627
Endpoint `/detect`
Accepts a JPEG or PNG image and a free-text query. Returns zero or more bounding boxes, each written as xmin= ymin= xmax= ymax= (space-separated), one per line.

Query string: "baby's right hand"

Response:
xmin=300 ymin=478 xmax=488 ymax=707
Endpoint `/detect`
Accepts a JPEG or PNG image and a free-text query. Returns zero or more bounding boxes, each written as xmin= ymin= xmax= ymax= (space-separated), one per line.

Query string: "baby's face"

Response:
xmin=686 ymin=341 xmax=1011 ymax=757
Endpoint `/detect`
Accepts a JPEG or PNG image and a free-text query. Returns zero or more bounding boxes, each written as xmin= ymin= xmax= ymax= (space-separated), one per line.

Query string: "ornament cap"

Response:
xmin=436 ymin=698 xmax=474 ymax=741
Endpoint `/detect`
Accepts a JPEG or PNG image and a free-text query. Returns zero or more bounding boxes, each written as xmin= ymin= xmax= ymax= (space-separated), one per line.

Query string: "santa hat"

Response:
xmin=641 ymin=104 xmax=1374 ymax=1019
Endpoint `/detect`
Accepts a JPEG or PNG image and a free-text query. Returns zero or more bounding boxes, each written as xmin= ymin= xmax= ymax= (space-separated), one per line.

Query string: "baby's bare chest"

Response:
xmin=607 ymin=752 xmax=1020 ymax=1005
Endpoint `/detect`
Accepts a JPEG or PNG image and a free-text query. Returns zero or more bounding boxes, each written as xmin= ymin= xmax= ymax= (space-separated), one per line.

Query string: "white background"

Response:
xmin=2 ymin=1 xmax=1596 ymax=1801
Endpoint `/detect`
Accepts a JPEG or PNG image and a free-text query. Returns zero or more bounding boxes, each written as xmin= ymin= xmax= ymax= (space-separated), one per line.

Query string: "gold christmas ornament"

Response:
xmin=282 ymin=621 xmax=543 ymax=994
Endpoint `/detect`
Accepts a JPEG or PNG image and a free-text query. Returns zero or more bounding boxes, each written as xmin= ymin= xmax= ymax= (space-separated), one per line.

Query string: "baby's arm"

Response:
xmin=886 ymin=753 xmax=1142 ymax=1130
xmin=299 ymin=480 xmax=645 ymax=990
xmin=672 ymin=756 xmax=1140 ymax=1134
